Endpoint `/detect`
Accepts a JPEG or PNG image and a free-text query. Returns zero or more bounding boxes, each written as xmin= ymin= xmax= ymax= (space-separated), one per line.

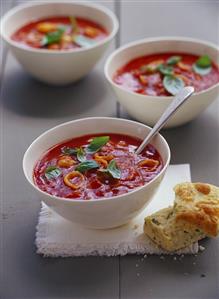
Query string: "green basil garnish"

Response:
xmin=73 ymin=35 xmax=96 ymax=48
xmin=163 ymin=75 xmax=185 ymax=95
xmin=42 ymin=28 xmax=65 ymax=46
xmin=61 ymin=146 xmax=86 ymax=162
xmin=193 ymin=64 xmax=211 ymax=75
xmin=75 ymin=160 xmax=99 ymax=173
xmin=76 ymin=147 xmax=86 ymax=162
xmin=196 ymin=55 xmax=211 ymax=68
xmin=106 ymin=160 xmax=121 ymax=179
xmin=61 ymin=146 xmax=77 ymax=156
xmin=45 ymin=166 xmax=61 ymax=180
xmin=86 ymin=136 xmax=110 ymax=154
xmin=100 ymin=160 xmax=121 ymax=179
xmin=193 ymin=55 xmax=212 ymax=76
xmin=167 ymin=56 xmax=182 ymax=65
xmin=158 ymin=64 xmax=174 ymax=76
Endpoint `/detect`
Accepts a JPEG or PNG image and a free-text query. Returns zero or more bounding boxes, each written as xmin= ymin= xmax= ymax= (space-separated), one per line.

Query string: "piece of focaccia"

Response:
xmin=174 ymin=182 xmax=219 ymax=237
xmin=144 ymin=182 xmax=219 ymax=251
xmin=144 ymin=207 xmax=206 ymax=251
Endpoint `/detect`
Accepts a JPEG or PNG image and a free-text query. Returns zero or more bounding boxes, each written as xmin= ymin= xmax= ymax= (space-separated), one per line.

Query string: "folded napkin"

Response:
xmin=36 ymin=164 xmax=199 ymax=257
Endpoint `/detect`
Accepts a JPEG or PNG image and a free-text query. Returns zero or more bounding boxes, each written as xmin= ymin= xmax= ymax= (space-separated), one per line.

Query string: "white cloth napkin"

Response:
xmin=36 ymin=164 xmax=199 ymax=257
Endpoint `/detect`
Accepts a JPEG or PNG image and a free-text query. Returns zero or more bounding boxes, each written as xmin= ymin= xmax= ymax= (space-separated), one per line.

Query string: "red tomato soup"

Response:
xmin=11 ymin=16 xmax=108 ymax=50
xmin=33 ymin=133 xmax=163 ymax=200
xmin=114 ymin=53 xmax=219 ymax=96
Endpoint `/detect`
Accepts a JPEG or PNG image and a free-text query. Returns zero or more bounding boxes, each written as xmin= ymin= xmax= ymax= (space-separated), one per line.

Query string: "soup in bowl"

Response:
xmin=1 ymin=1 xmax=118 ymax=85
xmin=105 ymin=37 xmax=219 ymax=128
xmin=11 ymin=16 xmax=108 ymax=51
xmin=23 ymin=117 xmax=170 ymax=229
xmin=114 ymin=52 xmax=219 ymax=96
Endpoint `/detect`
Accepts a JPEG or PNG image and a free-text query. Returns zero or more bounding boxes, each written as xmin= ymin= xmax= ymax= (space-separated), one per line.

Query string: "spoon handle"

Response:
xmin=135 ymin=86 xmax=194 ymax=155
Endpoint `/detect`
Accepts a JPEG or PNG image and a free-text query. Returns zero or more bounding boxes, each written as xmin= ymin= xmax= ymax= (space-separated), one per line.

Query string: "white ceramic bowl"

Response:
xmin=105 ymin=37 xmax=219 ymax=128
xmin=1 ymin=1 xmax=118 ymax=85
xmin=23 ymin=117 xmax=170 ymax=229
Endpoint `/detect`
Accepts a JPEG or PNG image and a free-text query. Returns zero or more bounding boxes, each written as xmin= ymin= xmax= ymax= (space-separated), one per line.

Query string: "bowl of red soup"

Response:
xmin=105 ymin=37 xmax=219 ymax=128
xmin=0 ymin=1 xmax=118 ymax=85
xmin=23 ymin=117 xmax=170 ymax=229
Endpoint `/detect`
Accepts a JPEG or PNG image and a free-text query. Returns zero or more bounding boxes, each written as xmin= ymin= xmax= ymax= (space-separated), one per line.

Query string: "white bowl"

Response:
xmin=1 ymin=1 xmax=118 ymax=85
xmin=23 ymin=117 xmax=170 ymax=229
xmin=105 ymin=37 xmax=219 ymax=128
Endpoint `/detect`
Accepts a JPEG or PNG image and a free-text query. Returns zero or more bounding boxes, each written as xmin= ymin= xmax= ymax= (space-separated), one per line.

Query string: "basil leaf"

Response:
xmin=158 ymin=64 xmax=174 ymax=76
xmin=193 ymin=55 xmax=212 ymax=75
xmin=42 ymin=28 xmax=65 ymax=46
xmin=100 ymin=160 xmax=121 ymax=179
xmin=73 ymin=35 xmax=96 ymax=48
xmin=106 ymin=160 xmax=121 ymax=179
xmin=77 ymin=147 xmax=86 ymax=162
xmin=61 ymin=146 xmax=86 ymax=162
xmin=70 ymin=16 xmax=78 ymax=35
xmin=167 ymin=56 xmax=182 ymax=65
xmin=86 ymin=136 xmax=110 ymax=154
xmin=61 ymin=146 xmax=77 ymax=156
xmin=163 ymin=75 xmax=185 ymax=95
xmin=196 ymin=55 xmax=212 ymax=68
xmin=45 ymin=166 xmax=61 ymax=180
xmin=192 ymin=64 xmax=212 ymax=75
xmin=75 ymin=160 xmax=99 ymax=173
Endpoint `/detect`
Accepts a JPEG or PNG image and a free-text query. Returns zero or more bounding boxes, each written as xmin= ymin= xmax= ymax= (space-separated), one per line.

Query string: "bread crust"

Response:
xmin=174 ymin=183 xmax=219 ymax=237
xmin=144 ymin=182 xmax=219 ymax=251
xmin=144 ymin=207 xmax=205 ymax=251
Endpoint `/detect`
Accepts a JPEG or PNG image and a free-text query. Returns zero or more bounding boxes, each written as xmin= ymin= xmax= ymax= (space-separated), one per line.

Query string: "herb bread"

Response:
xmin=144 ymin=182 xmax=219 ymax=251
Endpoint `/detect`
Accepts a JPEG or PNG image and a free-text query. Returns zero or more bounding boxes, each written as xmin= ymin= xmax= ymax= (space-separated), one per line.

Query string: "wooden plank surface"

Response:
xmin=0 ymin=1 xmax=120 ymax=299
xmin=1 ymin=0 xmax=219 ymax=298
xmin=0 ymin=0 xmax=15 ymax=81
xmin=119 ymin=1 xmax=219 ymax=299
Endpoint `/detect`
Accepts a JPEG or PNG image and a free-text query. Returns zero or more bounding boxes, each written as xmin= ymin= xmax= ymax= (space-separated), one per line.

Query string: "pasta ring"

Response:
xmin=64 ymin=171 xmax=85 ymax=190
xmin=94 ymin=153 xmax=114 ymax=161
xmin=94 ymin=157 xmax=108 ymax=168
xmin=58 ymin=155 xmax=76 ymax=168
xmin=138 ymin=159 xmax=159 ymax=171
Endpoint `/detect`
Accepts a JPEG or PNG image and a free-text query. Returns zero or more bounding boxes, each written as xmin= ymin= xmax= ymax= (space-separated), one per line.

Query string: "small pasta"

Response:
xmin=64 ymin=171 xmax=85 ymax=190
xmin=138 ymin=159 xmax=159 ymax=171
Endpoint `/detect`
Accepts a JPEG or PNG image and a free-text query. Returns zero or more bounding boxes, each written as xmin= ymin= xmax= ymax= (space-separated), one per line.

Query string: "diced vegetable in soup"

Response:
xmin=113 ymin=53 xmax=219 ymax=96
xmin=33 ymin=134 xmax=163 ymax=200
xmin=11 ymin=16 xmax=108 ymax=50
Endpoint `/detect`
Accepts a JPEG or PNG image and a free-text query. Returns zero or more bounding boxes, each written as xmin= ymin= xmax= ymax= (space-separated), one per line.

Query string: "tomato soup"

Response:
xmin=33 ymin=133 xmax=163 ymax=200
xmin=11 ymin=16 xmax=108 ymax=50
xmin=113 ymin=53 xmax=219 ymax=96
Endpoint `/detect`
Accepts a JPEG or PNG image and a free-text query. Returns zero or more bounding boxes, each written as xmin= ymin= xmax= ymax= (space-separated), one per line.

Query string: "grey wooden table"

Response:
xmin=1 ymin=1 xmax=219 ymax=298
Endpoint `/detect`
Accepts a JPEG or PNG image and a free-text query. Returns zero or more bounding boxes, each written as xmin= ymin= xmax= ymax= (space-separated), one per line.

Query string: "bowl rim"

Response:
xmin=104 ymin=36 xmax=219 ymax=99
xmin=0 ymin=1 xmax=119 ymax=54
xmin=23 ymin=117 xmax=171 ymax=204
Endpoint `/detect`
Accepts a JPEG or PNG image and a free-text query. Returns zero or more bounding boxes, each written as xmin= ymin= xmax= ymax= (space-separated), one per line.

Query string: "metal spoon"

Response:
xmin=135 ymin=86 xmax=194 ymax=155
